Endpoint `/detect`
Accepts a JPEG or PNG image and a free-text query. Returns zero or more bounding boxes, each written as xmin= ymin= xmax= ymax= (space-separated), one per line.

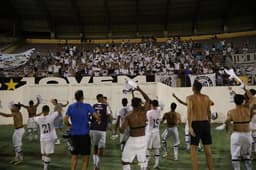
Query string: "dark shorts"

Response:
xmin=191 ymin=120 xmax=212 ymax=146
xmin=71 ymin=135 xmax=91 ymax=155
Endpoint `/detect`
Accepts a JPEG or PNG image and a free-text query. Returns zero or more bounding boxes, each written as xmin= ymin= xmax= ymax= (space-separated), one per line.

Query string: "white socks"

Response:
xmin=173 ymin=145 xmax=179 ymax=160
xmin=93 ymin=154 xmax=100 ymax=167
xmin=154 ymin=149 xmax=160 ymax=167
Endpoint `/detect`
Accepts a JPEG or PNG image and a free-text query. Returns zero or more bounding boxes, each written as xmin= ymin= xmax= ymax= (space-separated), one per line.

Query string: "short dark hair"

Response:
xmin=14 ymin=104 xmax=21 ymax=110
xmin=96 ymin=94 xmax=104 ymax=100
xmin=234 ymin=94 xmax=244 ymax=105
xmin=249 ymin=89 xmax=256 ymax=96
xmin=42 ymin=105 xmax=50 ymax=113
xmin=193 ymin=81 xmax=202 ymax=91
xmin=151 ymin=100 xmax=159 ymax=107
xmin=171 ymin=102 xmax=177 ymax=111
xmin=132 ymin=97 xmax=142 ymax=108
xmin=122 ymin=98 xmax=128 ymax=106
xmin=53 ymin=99 xmax=58 ymax=103
xmin=29 ymin=100 xmax=34 ymax=106
xmin=75 ymin=90 xmax=84 ymax=101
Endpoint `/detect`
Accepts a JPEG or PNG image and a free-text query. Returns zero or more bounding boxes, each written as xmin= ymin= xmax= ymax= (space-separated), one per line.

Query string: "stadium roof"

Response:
xmin=0 ymin=0 xmax=255 ymax=39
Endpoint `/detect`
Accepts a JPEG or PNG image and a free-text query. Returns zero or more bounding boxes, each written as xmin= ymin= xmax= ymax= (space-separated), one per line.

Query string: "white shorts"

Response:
xmin=27 ymin=117 xmax=37 ymax=130
xmin=122 ymin=136 xmax=147 ymax=163
xmin=90 ymin=130 xmax=106 ymax=148
xmin=147 ymin=131 xmax=160 ymax=149
xmin=231 ymin=132 xmax=252 ymax=160
xmin=13 ymin=128 xmax=25 ymax=148
xmin=40 ymin=140 xmax=55 ymax=154
xmin=161 ymin=127 xmax=180 ymax=146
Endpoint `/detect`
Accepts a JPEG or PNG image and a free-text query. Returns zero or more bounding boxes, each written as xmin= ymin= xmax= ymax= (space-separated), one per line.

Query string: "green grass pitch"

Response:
xmin=0 ymin=124 xmax=255 ymax=170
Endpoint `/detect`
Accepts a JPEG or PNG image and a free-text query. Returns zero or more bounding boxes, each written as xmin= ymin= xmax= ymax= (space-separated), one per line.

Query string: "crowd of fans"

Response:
xmin=1 ymin=37 xmax=255 ymax=86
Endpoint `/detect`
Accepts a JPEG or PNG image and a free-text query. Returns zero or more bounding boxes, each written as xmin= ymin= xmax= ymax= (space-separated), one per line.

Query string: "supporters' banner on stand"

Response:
xmin=189 ymin=73 xmax=216 ymax=86
xmin=155 ymin=75 xmax=178 ymax=87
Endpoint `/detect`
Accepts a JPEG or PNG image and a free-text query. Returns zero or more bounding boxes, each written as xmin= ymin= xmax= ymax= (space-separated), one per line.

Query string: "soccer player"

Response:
xmin=64 ymin=90 xmax=98 ymax=170
xmin=51 ymin=98 xmax=69 ymax=144
xmin=145 ymin=100 xmax=161 ymax=169
xmin=161 ymin=102 xmax=181 ymax=161
xmin=19 ymin=97 xmax=40 ymax=141
xmin=90 ymin=94 xmax=112 ymax=170
xmin=120 ymin=86 xmax=151 ymax=170
xmin=225 ymin=94 xmax=252 ymax=170
xmin=103 ymin=96 xmax=116 ymax=139
xmin=34 ymin=105 xmax=59 ymax=170
xmin=0 ymin=103 xmax=25 ymax=165
xmin=115 ymin=98 xmax=133 ymax=151
xmin=186 ymin=81 xmax=213 ymax=170
xmin=172 ymin=93 xmax=205 ymax=152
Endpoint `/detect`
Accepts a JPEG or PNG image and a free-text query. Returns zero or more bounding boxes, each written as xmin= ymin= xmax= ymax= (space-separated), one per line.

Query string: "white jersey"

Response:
xmin=35 ymin=112 xmax=58 ymax=142
xmin=146 ymin=109 xmax=161 ymax=133
xmin=118 ymin=106 xmax=133 ymax=127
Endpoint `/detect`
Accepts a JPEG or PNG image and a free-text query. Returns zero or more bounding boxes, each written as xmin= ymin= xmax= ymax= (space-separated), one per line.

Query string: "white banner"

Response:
xmin=189 ymin=73 xmax=216 ymax=86
xmin=155 ymin=74 xmax=177 ymax=87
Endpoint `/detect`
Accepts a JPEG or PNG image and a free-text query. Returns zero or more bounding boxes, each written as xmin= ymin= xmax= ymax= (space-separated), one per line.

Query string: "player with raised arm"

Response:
xmin=186 ymin=81 xmax=213 ymax=170
xmin=34 ymin=105 xmax=60 ymax=170
xmin=0 ymin=103 xmax=25 ymax=165
xmin=225 ymin=94 xmax=252 ymax=170
xmin=19 ymin=97 xmax=40 ymax=141
xmin=161 ymin=102 xmax=181 ymax=160
xmin=120 ymin=86 xmax=151 ymax=170
xmin=173 ymin=93 xmax=207 ymax=152
xmin=51 ymin=98 xmax=69 ymax=144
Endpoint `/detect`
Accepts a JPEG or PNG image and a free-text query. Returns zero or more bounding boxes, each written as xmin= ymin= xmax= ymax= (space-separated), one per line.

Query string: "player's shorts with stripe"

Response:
xmin=162 ymin=126 xmax=180 ymax=146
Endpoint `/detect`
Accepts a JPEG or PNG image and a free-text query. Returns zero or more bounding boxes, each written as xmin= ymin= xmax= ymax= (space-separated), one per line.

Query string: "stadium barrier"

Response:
xmin=0 ymin=76 xmax=255 ymax=125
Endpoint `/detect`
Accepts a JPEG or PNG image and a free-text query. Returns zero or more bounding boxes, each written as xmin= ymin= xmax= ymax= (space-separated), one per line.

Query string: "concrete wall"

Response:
xmin=0 ymin=77 xmax=254 ymax=125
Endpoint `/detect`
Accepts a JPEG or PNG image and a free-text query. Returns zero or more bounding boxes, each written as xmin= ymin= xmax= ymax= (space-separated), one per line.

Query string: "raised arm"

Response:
xmin=173 ymin=93 xmax=187 ymax=106
xmin=19 ymin=103 xmax=29 ymax=109
xmin=34 ymin=97 xmax=40 ymax=107
xmin=136 ymin=86 xmax=151 ymax=109
xmin=0 ymin=112 xmax=13 ymax=117
xmin=243 ymin=86 xmax=253 ymax=100
xmin=62 ymin=101 xmax=69 ymax=107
